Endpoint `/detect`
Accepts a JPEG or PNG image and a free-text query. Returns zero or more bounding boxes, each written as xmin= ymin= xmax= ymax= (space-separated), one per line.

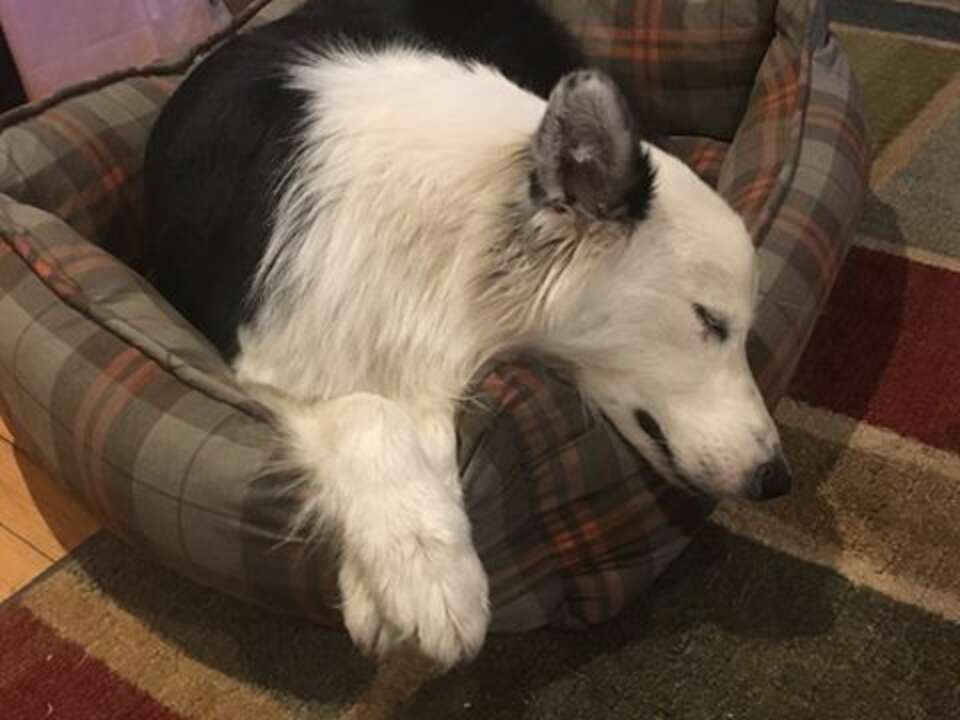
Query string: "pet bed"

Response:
xmin=0 ymin=0 xmax=868 ymax=632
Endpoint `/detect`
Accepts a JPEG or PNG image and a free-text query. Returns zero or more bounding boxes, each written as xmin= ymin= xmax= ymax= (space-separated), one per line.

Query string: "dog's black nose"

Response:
xmin=746 ymin=453 xmax=791 ymax=500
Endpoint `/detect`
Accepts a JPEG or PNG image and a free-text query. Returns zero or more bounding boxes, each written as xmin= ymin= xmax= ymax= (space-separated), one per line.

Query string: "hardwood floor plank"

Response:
xmin=0 ymin=438 xmax=98 ymax=561
xmin=0 ymin=524 xmax=51 ymax=600
xmin=0 ymin=414 xmax=12 ymax=445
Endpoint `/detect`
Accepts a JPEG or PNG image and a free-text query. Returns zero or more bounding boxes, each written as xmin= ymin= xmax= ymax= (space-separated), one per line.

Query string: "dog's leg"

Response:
xmin=280 ymin=393 xmax=489 ymax=669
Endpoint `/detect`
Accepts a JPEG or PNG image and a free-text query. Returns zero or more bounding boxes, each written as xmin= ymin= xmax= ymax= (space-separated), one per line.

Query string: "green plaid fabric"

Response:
xmin=541 ymin=0 xmax=777 ymax=140
xmin=0 ymin=0 xmax=868 ymax=632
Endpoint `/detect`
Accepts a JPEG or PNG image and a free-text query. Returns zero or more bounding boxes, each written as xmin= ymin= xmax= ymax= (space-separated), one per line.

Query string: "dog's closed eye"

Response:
xmin=693 ymin=303 xmax=728 ymax=342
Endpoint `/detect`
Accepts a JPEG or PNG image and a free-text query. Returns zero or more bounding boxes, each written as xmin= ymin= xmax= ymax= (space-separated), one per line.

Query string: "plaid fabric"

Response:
xmin=0 ymin=77 xmax=177 ymax=261
xmin=541 ymin=0 xmax=778 ymax=140
xmin=731 ymin=1 xmax=871 ymax=402
xmin=0 ymin=0 xmax=868 ymax=632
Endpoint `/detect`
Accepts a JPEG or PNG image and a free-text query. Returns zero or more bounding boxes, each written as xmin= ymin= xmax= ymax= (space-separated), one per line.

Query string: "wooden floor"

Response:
xmin=0 ymin=416 xmax=99 ymax=602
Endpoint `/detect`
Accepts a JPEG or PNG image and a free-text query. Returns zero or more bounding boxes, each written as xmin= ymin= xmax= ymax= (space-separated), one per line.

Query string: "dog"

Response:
xmin=142 ymin=0 xmax=790 ymax=670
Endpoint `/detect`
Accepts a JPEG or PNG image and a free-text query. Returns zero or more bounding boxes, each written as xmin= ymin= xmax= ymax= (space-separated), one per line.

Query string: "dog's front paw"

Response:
xmin=338 ymin=503 xmax=490 ymax=669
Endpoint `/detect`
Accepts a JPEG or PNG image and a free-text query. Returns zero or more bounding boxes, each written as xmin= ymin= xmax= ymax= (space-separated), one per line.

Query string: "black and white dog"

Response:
xmin=143 ymin=0 xmax=790 ymax=669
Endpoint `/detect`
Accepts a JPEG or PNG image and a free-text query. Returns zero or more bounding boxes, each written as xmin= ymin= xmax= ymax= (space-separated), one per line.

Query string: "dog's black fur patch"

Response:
xmin=528 ymin=171 xmax=546 ymax=204
xmin=140 ymin=0 xmax=658 ymax=357
xmin=625 ymin=147 xmax=657 ymax=221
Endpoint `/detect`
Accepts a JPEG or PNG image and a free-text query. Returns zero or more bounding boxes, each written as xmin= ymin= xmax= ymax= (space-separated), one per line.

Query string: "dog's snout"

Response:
xmin=746 ymin=452 xmax=791 ymax=500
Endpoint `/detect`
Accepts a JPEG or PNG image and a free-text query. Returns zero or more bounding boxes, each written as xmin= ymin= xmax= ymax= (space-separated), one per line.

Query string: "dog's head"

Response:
xmin=523 ymin=70 xmax=789 ymax=500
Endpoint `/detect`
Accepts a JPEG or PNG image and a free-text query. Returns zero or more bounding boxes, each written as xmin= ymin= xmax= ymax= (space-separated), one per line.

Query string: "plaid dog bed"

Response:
xmin=0 ymin=0 xmax=868 ymax=632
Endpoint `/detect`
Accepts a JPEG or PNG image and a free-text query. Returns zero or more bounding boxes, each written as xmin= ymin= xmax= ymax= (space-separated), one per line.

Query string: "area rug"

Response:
xmin=3 ymin=2 xmax=960 ymax=718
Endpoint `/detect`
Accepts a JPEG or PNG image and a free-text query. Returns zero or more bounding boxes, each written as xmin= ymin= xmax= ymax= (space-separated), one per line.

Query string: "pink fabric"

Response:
xmin=0 ymin=0 xmax=230 ymax=99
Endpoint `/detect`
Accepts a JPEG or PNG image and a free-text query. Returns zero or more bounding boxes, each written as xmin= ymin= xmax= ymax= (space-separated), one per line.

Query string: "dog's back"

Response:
xmin=143 ymin=0 xmax=582 ymax=358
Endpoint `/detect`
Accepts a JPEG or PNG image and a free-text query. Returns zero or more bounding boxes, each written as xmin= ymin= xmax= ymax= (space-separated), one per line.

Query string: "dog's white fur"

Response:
xmin=233 ymin=47 xmax=781 ymax=668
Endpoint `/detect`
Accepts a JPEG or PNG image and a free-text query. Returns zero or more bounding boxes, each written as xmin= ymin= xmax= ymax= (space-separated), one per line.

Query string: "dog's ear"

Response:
xmin=533 ymin=70 xmax=644 ymax=216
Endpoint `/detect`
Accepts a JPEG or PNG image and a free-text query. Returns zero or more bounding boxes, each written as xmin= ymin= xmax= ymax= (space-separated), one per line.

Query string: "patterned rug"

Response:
xmin=4 ymin=3 xmax=960 ymax=718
